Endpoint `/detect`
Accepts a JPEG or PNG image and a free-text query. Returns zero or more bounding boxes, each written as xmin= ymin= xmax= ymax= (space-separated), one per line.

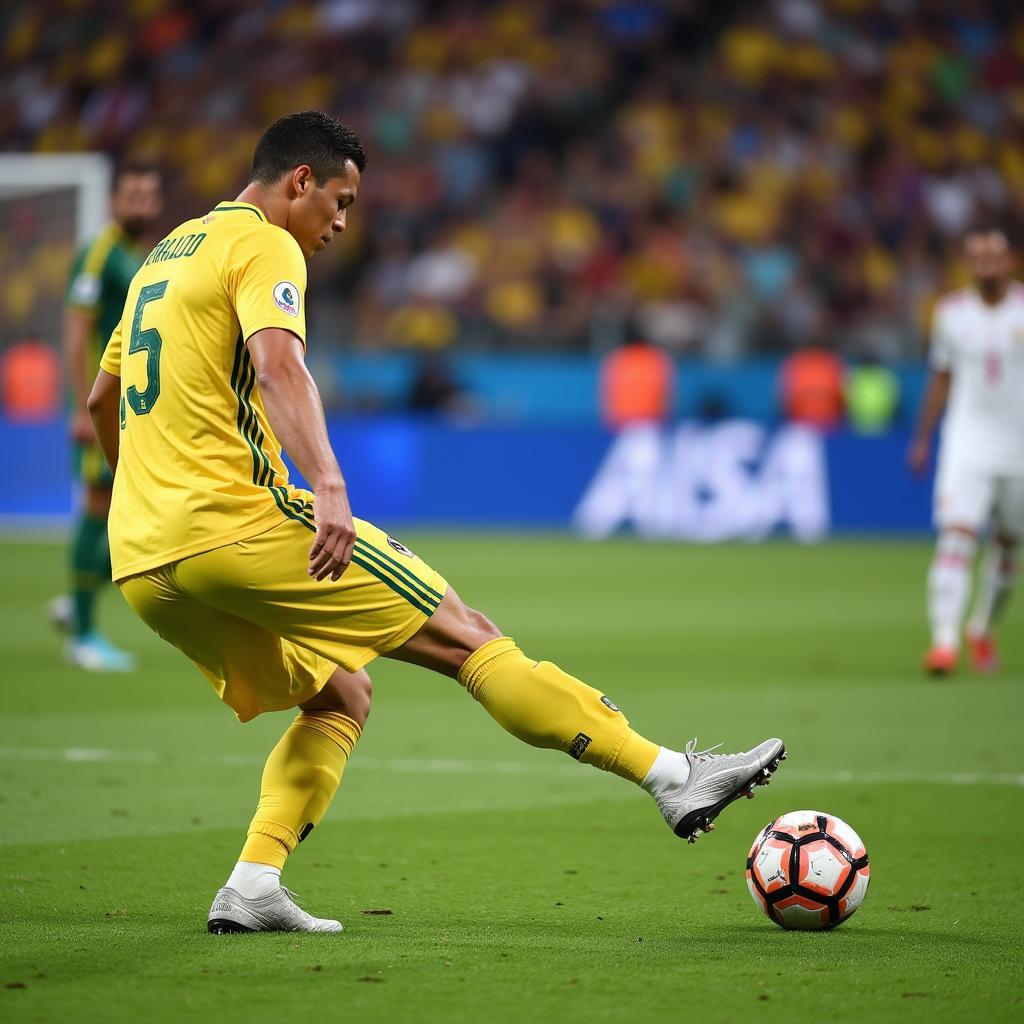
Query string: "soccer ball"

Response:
xmin=746 ymin=810 xmax=870 ymax=930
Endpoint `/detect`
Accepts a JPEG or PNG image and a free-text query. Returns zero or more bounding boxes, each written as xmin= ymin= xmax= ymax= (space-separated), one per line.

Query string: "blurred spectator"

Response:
xmin=407 ymin=353 xmax=476 ymax=419
xmin=1 ymin=330 xmax=61 ymax=422
xmin=2 ymin=0 xmax=1023 ymax=359
xmin=779 ymin=344 xmax=844 ymax=430
xmin=599 ymin=332 xmax=674 ymax=430
xmin=846 ymin=357 xmax=902 ymax=435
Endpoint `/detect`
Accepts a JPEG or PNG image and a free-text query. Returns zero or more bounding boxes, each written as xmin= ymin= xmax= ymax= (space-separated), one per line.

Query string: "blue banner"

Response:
xmin=0 ymin=417 xmax=934 ymax=536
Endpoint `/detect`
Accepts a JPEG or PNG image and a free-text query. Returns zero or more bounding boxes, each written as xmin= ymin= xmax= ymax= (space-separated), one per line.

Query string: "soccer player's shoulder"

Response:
xmin=71 ymin=222 xmax=122 ymax=278
xmin=222 ymin=216 xmax=304 ymax=270
xmin=84 ymin=222 xmax=122 ymax=260
xmin=935 ymin=285 xmax=972 ymax=313
xmin=67 ymin=225 xmax=118 ymax=307
xmin=932 ymin=286 xmax=974 ymax=331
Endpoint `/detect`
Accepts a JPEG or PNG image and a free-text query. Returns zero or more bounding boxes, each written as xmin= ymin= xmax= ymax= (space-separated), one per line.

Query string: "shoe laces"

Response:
xmin=280 ymin=885 xmax=305 ymax=907
xmin=278 ymin=885 xmax=339 ymax=930
xmin=684 ymin=737 xmax=723 ymax=761
xmin=651 ymin=739 xmax=724 ymax=818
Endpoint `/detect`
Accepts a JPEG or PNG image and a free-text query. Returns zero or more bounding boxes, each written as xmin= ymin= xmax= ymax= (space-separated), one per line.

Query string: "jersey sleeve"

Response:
xmin=224 ymin=226 xmax=308 ymax=346
xmin=66 ymin=243 xmax=103 ymax=312
xmin=928 ymin=303 xmax=953 ymax=371
xmin=99 ymin=319 xmax=123 ymax=377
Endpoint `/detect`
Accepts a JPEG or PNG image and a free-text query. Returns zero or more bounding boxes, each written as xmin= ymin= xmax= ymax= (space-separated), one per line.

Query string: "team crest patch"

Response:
xmin=70 ymin=272 xmax=100 ymax=305
xmin=273 ymin=281 xmax=300 ymax=317
xmin=386 ymin=536 xmax=414 ymax=557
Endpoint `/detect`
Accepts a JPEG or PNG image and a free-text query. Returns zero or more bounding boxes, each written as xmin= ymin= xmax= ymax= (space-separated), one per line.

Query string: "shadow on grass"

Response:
xmin=691 ymin=922 xmax=1003 ymax=949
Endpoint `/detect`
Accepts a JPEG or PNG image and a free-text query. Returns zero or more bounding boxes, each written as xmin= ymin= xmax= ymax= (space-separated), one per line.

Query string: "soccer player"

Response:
xmin=53 ymin=160 xmax=162 ymax=671
xmin=87 ymin=111 xmax=785 ymax=934
xmin=909 ymin=227 xmax=1024 ymax=675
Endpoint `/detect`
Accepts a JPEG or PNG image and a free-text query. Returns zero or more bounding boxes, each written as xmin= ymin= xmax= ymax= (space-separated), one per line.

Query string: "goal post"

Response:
xmin=0 ymin=152 xmax=112 ymax=349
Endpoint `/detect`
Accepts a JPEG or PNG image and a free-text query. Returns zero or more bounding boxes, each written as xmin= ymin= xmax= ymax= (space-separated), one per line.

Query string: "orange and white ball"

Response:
xmin=746 ymin=810 xmax=870 ymax=930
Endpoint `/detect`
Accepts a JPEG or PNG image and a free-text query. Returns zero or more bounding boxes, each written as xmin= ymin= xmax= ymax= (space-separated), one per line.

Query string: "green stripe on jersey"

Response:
xmin=231 ymin=339 xmax=270 ymax=486
xmin=240 ymin=359 xmax=274 ymax=486
xmin=278 ymin=488 xmax=315 ymax=525
xmin=230 ymin=340 xmax=265 ymax=485
xmin=230 ymin=335 xmax=277 ymax=486
xmin=214 ymin=203 xmax=265 ymax=222
xmin=273 ymin=489 xmax=315 ymax=531
xmin=227 ymin=336 xmax=436 ymax=623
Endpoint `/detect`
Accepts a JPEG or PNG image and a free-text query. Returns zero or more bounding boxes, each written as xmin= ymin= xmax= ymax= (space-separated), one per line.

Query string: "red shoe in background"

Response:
xmin=965 ymin=631 xmax=999 ymax=674
xmin=922 ymin=646 xmax=957 ymax=676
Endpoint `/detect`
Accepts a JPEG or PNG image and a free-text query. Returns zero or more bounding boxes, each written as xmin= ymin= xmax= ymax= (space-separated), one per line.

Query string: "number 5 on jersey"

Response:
xmin=123 ymin=280 xmax=168 ymax=423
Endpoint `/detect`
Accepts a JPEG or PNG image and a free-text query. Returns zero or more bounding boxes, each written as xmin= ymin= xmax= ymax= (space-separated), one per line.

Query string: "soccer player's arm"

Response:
xmin=908 ymin=303 xmax=952 ymax=475
xmin=65 ymin=249 xmax=102 ymax=444
xmin=227 ymin=228 xmax=355 ymax=581
xmin=88 ymin=322 xmax=123 ymax=474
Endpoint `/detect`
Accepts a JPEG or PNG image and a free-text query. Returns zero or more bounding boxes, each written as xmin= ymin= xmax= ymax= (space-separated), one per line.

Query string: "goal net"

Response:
xmin=0 ymin=153 xmax=111 ymax=350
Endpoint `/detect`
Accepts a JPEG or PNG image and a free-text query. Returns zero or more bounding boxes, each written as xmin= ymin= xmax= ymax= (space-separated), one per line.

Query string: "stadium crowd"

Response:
xmin=2 ymin=0 xmax=1023 ymax=359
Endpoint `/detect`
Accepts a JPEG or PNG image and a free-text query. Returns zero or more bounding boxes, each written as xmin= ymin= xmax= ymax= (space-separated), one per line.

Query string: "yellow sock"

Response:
xmin=240 ymin=711 xmax=361 ymax=869
xmin=458 ymin=637 xmax=659 ymax=785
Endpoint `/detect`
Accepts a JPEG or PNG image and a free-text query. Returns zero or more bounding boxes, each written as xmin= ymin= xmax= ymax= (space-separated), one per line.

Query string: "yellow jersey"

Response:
xmin=100 ymin=200 xmax=311 ymax=582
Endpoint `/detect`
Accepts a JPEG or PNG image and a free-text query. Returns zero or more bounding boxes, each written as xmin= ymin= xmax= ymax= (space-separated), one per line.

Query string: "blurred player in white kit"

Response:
xmin=909 ymin=227 xmax=1024 ymax=675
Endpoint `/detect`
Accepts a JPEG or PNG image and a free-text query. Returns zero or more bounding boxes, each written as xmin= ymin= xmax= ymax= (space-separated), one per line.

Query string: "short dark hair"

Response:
xmin=250 ymin=110 xmax=367 ymax=187
xmin=965 ymin=224 xmax=1013 ymax=249
xmin=112 ymin=158 xmax=161 ymax=191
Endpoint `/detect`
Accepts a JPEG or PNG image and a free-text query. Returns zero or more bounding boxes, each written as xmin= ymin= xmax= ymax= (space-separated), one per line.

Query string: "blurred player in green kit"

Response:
xmin=49 ymin=160 xmax=162 ymax=670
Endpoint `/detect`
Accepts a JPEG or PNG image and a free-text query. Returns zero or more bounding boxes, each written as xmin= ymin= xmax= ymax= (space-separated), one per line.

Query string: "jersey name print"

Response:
xmin=143 ymin=232 xmax=208 ymax=266
xmin=99 ymin=201 xmax=311 ymax=581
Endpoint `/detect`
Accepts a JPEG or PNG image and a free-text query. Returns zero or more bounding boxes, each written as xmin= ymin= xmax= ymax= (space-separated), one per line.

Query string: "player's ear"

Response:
xmin=291 ymin=165 xmax=315 ymax=197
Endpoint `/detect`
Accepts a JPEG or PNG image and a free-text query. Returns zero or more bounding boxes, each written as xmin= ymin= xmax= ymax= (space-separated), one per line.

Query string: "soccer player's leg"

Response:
xmin=212 ymin=667 xmax=369 ymax=934
xmin=119 ymin=564 xmax=363 ymax=933
xmin=924 ymin=526 xmax=977 ymax=675
xmin=181 ymin=509 xmax=781 ymax=849
xmin=386 ymin=588 xmax=785 ymax=843
xmin=63 ymin=446 xmax=135 ymax=672
xmin=966 ymin=477 xmax=1024 ymax=672
xmin=925 ymin=459 xmax=991 ymax=675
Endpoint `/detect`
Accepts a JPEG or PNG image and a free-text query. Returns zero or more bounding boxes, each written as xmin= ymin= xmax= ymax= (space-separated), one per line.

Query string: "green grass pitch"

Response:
xmin=1 ymin=535 xmax=1022 ymax=1023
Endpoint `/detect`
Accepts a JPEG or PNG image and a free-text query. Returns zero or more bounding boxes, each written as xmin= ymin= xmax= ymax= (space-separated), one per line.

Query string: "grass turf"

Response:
xmin=1 ymin=535 xmax=1022 ymax=1023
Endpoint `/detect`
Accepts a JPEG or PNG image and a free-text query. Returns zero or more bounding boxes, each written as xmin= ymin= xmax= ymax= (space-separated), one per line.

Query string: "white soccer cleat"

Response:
xmin=47 ymin=595 xmax=73 ymax=634
xmin=646 ymin=737 xmax=786 ymax=844
xmin=65 ymin=632 xmax=137 ymax=672
xmin=207 ymin=885 xmax=343 ymax=934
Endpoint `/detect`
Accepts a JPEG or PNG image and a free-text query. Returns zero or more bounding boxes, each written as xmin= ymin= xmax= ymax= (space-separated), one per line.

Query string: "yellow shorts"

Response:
xmin=119 ymin=517 xmax=448 ymax=722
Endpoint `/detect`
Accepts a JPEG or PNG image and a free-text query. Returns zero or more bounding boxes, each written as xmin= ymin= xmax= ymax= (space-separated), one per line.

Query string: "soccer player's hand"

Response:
xmin=906 ymin=437 xmax=931 ymax=476
xmin=71 ymin=408 xmax=96 ymax=445
xmin=309 ymin=483 xmax=356 ymax=582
